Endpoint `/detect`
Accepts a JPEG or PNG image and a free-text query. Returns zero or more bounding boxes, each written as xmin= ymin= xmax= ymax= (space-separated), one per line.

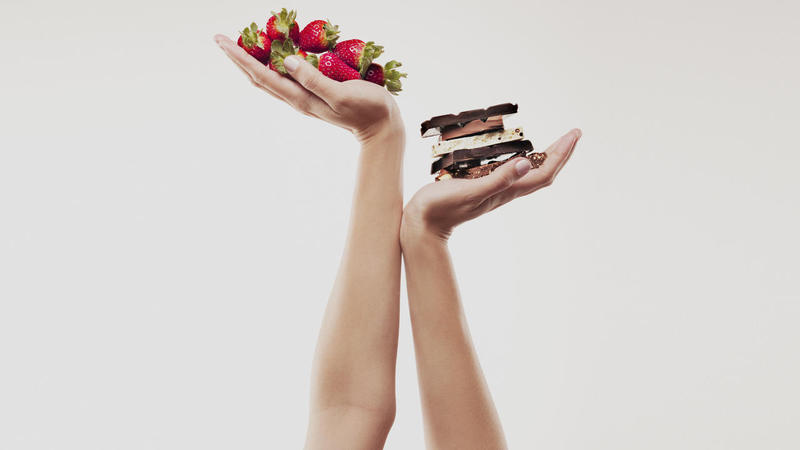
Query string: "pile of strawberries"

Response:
xmin=237 ymin=8 xmax=407 ymax=95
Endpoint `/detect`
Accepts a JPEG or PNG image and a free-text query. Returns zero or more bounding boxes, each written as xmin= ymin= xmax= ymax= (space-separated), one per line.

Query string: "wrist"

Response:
xmin=356 ymin=118 xmax=405 ymax=148
xmin=353 ymin=98 xmax=404 ymax=146
xmin=400 ymin=206 xmax=451 ymax=251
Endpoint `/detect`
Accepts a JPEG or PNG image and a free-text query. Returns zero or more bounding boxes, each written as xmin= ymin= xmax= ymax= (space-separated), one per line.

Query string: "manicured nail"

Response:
xmin=283 ymin=55 xmax=300 ymax=72
xmin=515 ymin=159 xmax=532 ymax=176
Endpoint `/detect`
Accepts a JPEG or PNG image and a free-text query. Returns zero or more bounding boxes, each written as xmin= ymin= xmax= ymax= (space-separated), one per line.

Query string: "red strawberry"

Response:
xmin=237 ymin=23 xmax=271 ymax=64
xmin=266 ymin=8 xmax=300 ymax=42
xmin=299 ymin=20 xmax=340 ymax=53
xmin=319 ymin=52 xmax=360 ymax=81
xmin=333 ymin=39 xmax=384 ymax=75
xmin=363 ymin=60 xmax=407 ymax=95
xmin=269 ymin=39 xmax=319 ymax=74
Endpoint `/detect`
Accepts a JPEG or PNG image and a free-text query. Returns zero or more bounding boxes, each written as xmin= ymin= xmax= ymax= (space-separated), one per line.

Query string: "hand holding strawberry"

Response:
xmin=217 ymin=7 xmax=408 ymax=141
xmin=229 ymin=7 xmax=407 ymax=95
xmin=215 ymin=34 xmax=402 ymax=144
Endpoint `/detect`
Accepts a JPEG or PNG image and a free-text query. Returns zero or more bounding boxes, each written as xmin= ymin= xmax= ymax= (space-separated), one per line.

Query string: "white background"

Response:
xmin=1 ymin=0 xmax=798 ymax=448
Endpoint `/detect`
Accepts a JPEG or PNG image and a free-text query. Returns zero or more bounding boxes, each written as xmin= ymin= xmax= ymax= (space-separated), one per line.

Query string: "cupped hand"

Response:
xmin=401 ymin=129 xmax=582 ymax=242
xmin=214 ymin=34 xmax=402 ymax=144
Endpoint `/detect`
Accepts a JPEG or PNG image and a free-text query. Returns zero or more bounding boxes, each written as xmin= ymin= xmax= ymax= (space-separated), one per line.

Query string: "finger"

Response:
xmin=214 ymin=34 xmax=287 ymax=101
xmin=214 ymin=35 xmax=333 ymax=118
xmin=218 ymin=47 xmax=283 ymax=102
xmin=283 ymin=56 xmax=342 ymax=106
xmin=511 ymin=128 xmax=582 ymax=195
xmin=462 ymin=156 xmax=534 ymax=201
xmin=480 ymin=129 xmax=582 ymax=210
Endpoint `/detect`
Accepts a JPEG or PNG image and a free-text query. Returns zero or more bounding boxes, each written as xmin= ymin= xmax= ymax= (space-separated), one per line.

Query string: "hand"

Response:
xmin=401 ymin=129 xmax=582 ymax=242
xmin=213 ymin=35 xmax=403 ymax=144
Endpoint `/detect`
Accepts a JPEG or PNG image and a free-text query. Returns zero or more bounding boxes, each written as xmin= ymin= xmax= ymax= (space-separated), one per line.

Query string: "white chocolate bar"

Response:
xmin=432 ymin=128 xmax=525 ymax=157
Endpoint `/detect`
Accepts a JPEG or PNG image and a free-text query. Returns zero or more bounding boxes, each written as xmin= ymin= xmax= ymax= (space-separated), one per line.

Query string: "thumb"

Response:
xmin=466 ymin=157 xmax=532 ymax=200
xmin=283 ymin=55 xmax=339 ymax=102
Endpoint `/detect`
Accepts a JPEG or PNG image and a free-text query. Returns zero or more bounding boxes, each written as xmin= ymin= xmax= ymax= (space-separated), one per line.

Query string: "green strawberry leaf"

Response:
xmin=323 ymin=20 xmax=340 ymax=47
xmin=383 ymin=60 xmax=407 ymax=94
xmin=358 ymin=41 xmax=385 ymax=76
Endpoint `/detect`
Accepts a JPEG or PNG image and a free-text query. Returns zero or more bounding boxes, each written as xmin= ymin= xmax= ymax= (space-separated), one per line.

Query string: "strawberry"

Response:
xmin=299 ymin=19 xmax=340 ymax=53
xmin=319 ymin=52 xmax=361 ymax=81
xmin=237 ymin=23 xmax=271 ymax=64
xmin=363 ymin=60 xmax=407 ymax=95
xmin=266 ymin=8 xmax=300 ymax=42
xmin=269 ymin=39 xmax=319 ymax=74
xmin=333 ymin=39 xmax=384 ymax=76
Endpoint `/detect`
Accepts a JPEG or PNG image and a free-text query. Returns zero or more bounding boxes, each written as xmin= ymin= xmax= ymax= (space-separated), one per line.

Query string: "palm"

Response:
xmin=214 ymin=34 xmax=399 ymax=139
xmin=409 ymin=178 xmax=492 ymax=229
xmin=405 ymin=130 xmax=582 ymax=236
xmin=326 ymin=79 xmax=398 ymax=133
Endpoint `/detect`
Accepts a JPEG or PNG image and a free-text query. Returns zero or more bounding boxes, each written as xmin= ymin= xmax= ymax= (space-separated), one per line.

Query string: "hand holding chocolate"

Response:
xmin=421 ymin=103 xmax=547 ymax=180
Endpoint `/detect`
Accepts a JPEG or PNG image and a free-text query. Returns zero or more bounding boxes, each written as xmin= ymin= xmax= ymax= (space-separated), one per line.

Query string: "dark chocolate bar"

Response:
xmin=430 ymin=140 xmax=533 ymax=174
xmin=420 ymin=103 xmax=518 ymax=137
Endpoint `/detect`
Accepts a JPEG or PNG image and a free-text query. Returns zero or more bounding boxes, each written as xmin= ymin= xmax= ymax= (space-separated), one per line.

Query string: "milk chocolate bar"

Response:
xmin=440 ymin=116 xmax=504 ymax=140
xmin=430 ymin=140 xmax=533 ymax=174
xmin=420 ymin=103 xmax=518 ymax=137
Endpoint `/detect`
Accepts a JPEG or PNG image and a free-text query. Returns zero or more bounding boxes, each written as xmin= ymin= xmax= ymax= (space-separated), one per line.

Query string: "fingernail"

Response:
xmin=515 ymin=159 xmax=532 ymax=176
xmin=283 ymin=55 xmax=299 ymax=72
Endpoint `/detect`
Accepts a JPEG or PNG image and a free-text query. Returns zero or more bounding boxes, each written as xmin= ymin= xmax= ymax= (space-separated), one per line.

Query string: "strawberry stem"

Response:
xmin=382 ymin=60 xmax=407 ymax=95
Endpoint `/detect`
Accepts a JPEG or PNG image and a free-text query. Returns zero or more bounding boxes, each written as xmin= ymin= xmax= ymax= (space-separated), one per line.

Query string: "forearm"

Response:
xmin=402 ymin=230 xmax=507 ymax=449
xmin=309 ymin=125 xmax=405 ymax=418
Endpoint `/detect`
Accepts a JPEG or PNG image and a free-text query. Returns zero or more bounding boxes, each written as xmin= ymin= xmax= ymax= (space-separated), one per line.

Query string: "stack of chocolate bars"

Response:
xmin=420 ymin=103 xmax=547 ymax=181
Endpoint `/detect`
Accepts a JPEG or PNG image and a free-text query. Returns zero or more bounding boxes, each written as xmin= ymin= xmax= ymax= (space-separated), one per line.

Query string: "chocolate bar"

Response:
xmin=430 ymin=140 xmax=533 ymax=174
xmin=420 ymin=103 xmax=518 ymax=137
xmin=421 ymin=102 xmax=541 ymax=181
xmin=452 ymin=152 xmax=547 ymax=179
xmin=433 ymin=128 xmax=525 ymax=157
xmin=440 ymin=116 xmax=504 ymax=140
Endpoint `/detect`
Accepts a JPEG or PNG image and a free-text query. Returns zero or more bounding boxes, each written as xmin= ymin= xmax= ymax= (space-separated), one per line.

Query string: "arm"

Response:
xmin=400 ymin=130 xmax=582 ymax=449
xmin=402 ymin=231 xmax=506 ymax=449
xmin=214 ymin=35 xmax=405 ymax=449
xmin=305 ymin=125 xmax=404 ymax=449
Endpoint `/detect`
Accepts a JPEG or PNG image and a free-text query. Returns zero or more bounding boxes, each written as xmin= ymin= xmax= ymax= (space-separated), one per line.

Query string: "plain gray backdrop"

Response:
xmin=1 ymin=0 xmax=798 ymax=448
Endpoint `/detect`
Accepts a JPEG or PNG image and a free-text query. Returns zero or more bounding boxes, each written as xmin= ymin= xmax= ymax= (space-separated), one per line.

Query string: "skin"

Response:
xmin=214 ymin=34 xmax=404 ymax=449
xmin=400 ymin=130 xmax=581 ymax=449
xmin=215 ymin=31 xmax=581 ymax=450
